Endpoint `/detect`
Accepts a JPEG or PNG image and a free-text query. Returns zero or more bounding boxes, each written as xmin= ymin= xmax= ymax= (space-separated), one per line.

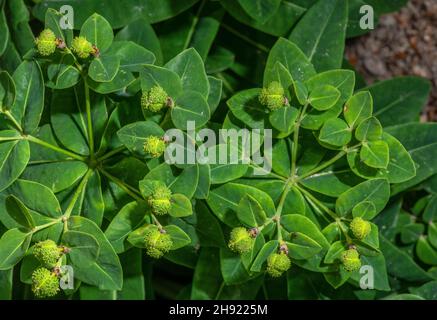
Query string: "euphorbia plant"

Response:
xmin=203 ymin=37 xmax=416 ymax=290
xmin=0 ymin=10 xmax=219 ymax=298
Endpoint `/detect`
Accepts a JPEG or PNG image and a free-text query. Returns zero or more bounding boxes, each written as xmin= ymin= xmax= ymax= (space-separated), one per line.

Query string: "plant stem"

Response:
xmin=3 ymin=110 xmax=23 ymax=132
xmin=99 ymin=168 xmax=163 ymax=229
xmin=26 ymin=135 xmax=87 ymax=161
xmin=291 ymin=103 xmax=309 ymax=176
xmin=99 ymin=168 xmax=143 ymax=201
xmin=98 ymin=146 xmax=127 ymax=162
xmin=337 ymin=220 xmax=353 ymax=244
xmin=296 ymin=185 xmax=337 ymax=220
xmin=183 ymin=0 xmax=206 ymax=50
xmin=64 ymin=169 xmax=93 ymax=218
xmin=214 ymin=282 xmax=225 ymax=300
xmin=216 ymin=73 xmax=235 ymax=94
xmin=83 ymin=79 xmax=95 ymax=157
xmin=299 ymin=150 xmax=347 ymax=180
xmin=221 ymin=23 xmax=269 ymax=53
xmin=249 ymin=163 xmax=288 ymax=181
xmin=32 ymin=218 xmax=63 ymax=233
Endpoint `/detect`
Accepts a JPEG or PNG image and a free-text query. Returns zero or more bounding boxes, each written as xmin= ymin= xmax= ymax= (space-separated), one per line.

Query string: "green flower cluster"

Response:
xmin=148 ymin=185 xmax=172 ymax=215
xmin=31 ymin=268 xmax=60 ymax=298
xmin=144 ymin=227 xmax=173 ymax=259
xmin=259 ymin=81 xmax=287 ymax=111
xmin=228 ymin=227 xmax=255 ymax=254
xmin=144 ymin=136 xmax=166 ymax=158
xmin=141 ymin=86 xmax=170 ymax=112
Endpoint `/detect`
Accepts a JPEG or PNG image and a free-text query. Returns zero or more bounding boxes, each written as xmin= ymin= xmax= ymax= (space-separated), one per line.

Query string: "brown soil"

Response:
xmin=345 ymin=0 xmax=437 ymax=122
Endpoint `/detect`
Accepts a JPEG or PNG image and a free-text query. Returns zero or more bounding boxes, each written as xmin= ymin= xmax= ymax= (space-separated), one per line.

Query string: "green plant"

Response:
xmin=0 ymin=0 xmax=435 ymax=301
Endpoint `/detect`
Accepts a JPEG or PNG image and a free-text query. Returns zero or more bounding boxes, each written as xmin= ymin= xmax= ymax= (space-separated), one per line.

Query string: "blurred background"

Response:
xmin=345 ymin=0 xmax=436 ymax=121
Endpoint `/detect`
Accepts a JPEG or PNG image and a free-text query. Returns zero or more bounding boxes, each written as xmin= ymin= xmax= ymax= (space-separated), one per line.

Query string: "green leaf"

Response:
xmin=347 ymin=132 xmax=416 ymax=184
xmin=0 ymin=71 xmax=15 ymax=111
xmin=165 ymin=48 xmax=209 ymax=98
xmin=281 ymin=214 xmax=329 ymax=249
xmin=105 ymin=201 xmax=148 ymax=253
xmin=6 ymin=179 xmax=63 ymax=219
xmin=80 ymin=13 xmax=113 ymax=52
xmin=417 ymin=237 xmax=437 ymax=265
xmin=319 ymin=118 xmax=351 ymax=147
xmin=227 ymin=88 xmax=267 ymax=130
xmin=352 ymin=201 xmax=376 ymax=220
xmin=62 ymin=230 xmax=100 ymax=268
xmin=22 ymin=160 xmax=88 ymax=193
xmin=164 ymin=224 xmax=191 ymax=250
xmin=336 ymin=179 xmax=390 ymax=218
xmin=344 ymin=91 xmax=373 ymax=129
xmin=324 ymin=241 xmax=344 ymax=263
xmin=115 ymin=18 xmax=163 ymax=66
xmin=172 ymin=90 xmax=210 ymax=129
xmin=400 ymin=223 xmax=424 ymax=244
xmin=363 ymin=76 xmax=431 ymax=126
xmin=189 ymin=17 xmax=221 ymax=61
xmin=350 ymin=254 xmax=390 ymax=291
xmin=289 ymin=0 xmax=348 ymax=72
xmin=355 ymin=117 xmax=382 ymax=141
xmin=11 ymin=61 xmax=44 ymax=134
xmin=140 ymin=64 xmax=183 ymax=99
xmin=207 ymin=183 xmax=276 ymax=227
xmin=238 ymin=0 xmax=281 ymax=23
xmin=303 ymin=70 xmax=355 ymax=129
xmin=46 ymin=56 xmax=81 ymax=89
xmin=269 ymin=107 xmax=299 ymax=134
xmin=207 ymin=144 xmax=249 ymax=185
xmin=360 ymin=141 xmax=389 ymax=169
xmin=309 ymin=85 xmax=340 ymax=111
xmin=207 ymin=76 xmax=222 ymax=115
xmin=424 ymin=196 xmax=437 ymax=222
xmin=0 ymin=228 xmax=31 ymax=270
xmin=429 ymin=222 xmax=437 ymax=249
xmin=220 ymin=248 xmax=252 ymax=285
xmin=88 ymin=55 xmax=120 ymax=82
xmin=264 ymin=38 xmax=316 ymax=84
xmin=251 ymin=240 xmax=279 ymax=272
xmin=409 ymin=281 xmax=437 ymax=300
xmin=294 ymin=80 xmax=309 ymax=105
xmin=386 ymin=123 xmax=437 ymax=193
xmin=107 ymin=41 xmax=156 ymax=72
xmin=221 ymin=0 xmax=305 ymax=37
xmin=34 ymin=0 xmax=199 ymax=29
xmin=44 ymin=8 xmax=73 ymax=46
xmin=380 ymin=236 xmax=432 ymax=282
xmin=168 ymin=194 xmax=192 ymax=218
xmin=5 ymin=195 xmax=34 ymax=229
xmin=0 ymin=269 xmax=13 ymax=299
xmin=0 ymin=130 xmax=30 ymax=191
xmin=88 ymin=69 xmax=135 ymax=94
xmin=237 ymin=194 xmax=267 ymax=227
xmin=51 ymin=86 xmax=107 ymax=155
xmin=286 ymin=232 xmax=322 ymax=260
xmin=300 ymin=168 xmax=363 ymax=198
xmin=68 ymin=216 xmax=123 ymax=290
xmin=0 ymin=8 xmax=9 ymax=57
xmin=117 ymin=121 xmax=165 ymax=157
xmin=192 ymin=248 xmax=263 ymax=299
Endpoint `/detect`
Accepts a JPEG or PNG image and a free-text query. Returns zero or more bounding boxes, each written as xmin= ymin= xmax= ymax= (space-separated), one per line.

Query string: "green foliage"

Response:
xmin=0 ymin=0 xmax=434 ymax=301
